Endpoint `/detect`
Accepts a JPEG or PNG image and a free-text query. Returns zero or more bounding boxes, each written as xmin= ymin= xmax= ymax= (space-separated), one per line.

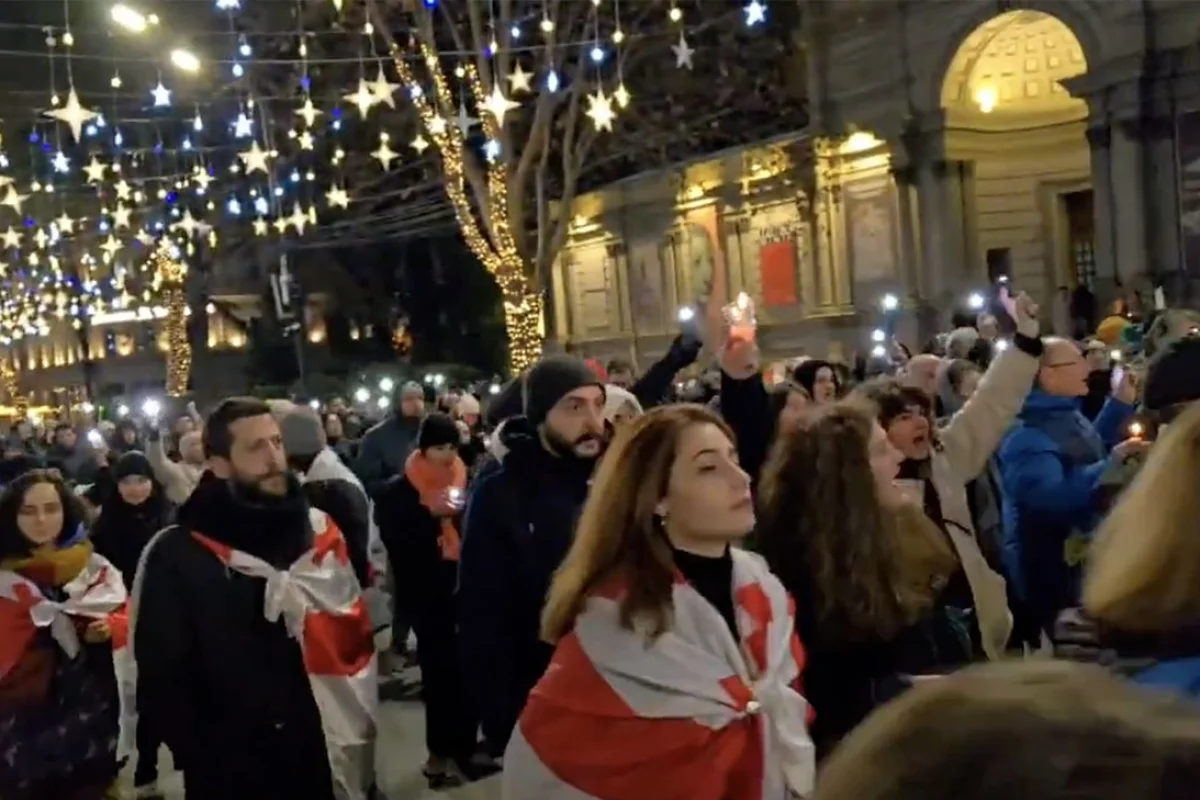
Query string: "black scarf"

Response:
xmin=177 ymin=471 xmax=313 ymax=568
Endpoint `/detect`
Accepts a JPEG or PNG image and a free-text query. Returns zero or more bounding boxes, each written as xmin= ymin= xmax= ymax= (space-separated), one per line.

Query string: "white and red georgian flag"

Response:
xmin=503 ymin=548 xmax=816 ymax=800
xmin=0 ymin=553 xmax=136 ymax=759
xmin=192 ymin=508 xmax=378 ymax=800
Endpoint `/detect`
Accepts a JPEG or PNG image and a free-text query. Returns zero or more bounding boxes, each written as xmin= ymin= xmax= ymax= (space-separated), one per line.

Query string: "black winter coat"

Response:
xmin=132 ymin=475 xmax=334 ymax=799
xmin=457 ymin=418 xmax=595 ymax=752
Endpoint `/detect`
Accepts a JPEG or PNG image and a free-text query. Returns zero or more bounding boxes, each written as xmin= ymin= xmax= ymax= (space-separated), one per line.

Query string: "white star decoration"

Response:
xmin=1 ymin=187 xmax=28 ymax=213
xmin=344 ymin=79 xmax=377 ymax=117
xmin=455 ymin=105 xmax=478 ymax=135
xmin=585 ymin=89 xmax=616 ymax=132
xmin=239 ymin=141 xmax=272 ymax=174
xmin=371 ymin=136 xmax=399 ymax=169
xmin=296 ymin=98 xmax=321 ymax=128
xmin=83 ymin=157 xmax=107 ymax=185
xmin=192 ymin=168 xmax=214 ymax=191
xmin=111 ymin=205 xmax=132 ymax=229
xmin=1 ymin=227 xmax=21 ymax=249
xmin=100 ymin=235 xmax=122 ymax=260
xmin=151 ymin=81 xmax=172 ymax=107
xmin=325 ymin=185 xmax=350 ymax=209
xmin=672 ymin=34 xmax=695 ymax=69
xmin=173 ymin=210 xmax=203 ymax=238
xmin=410 ymin=135 xmax=429 ymax=154
xmin=507 ymin=63 xmax=533 ymax=94
xmin=114 ymin=180 xmax=132 ymax=201
xmin=368 ymin=68 xmax=399 ymax=108
xmin=481 ymin=84 xmax=519 ymax=126
xmin=55 ymin=212 xmax=75 ymax=234
xmin=287 ymin=204 xmax=309 ymax=234
xmin=44 ymin=88 xmax=98 ymax=143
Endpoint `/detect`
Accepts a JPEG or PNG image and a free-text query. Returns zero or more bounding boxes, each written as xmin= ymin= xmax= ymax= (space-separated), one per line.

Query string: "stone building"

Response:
xmin=553 ymin=0 xmax=1200 ymax=361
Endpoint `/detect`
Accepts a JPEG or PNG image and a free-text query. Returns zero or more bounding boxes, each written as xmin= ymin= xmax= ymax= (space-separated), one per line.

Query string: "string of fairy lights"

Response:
xmin=0 ymin=0 xmax=774 ymax=373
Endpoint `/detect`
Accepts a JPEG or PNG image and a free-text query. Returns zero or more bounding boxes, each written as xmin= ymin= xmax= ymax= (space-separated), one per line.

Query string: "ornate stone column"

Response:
xmin=1085 ymin=124 xmax=1118 ymax=302
xmin=889 ymin=165 xmax=922 ymax=300
xmin=1122 ymin=115 xmax=1184 ymax=302
xmin=1108 ymin=119 xmax=1148 ymax=287
xmin=914 ymin=159 xmax=970 ymax=319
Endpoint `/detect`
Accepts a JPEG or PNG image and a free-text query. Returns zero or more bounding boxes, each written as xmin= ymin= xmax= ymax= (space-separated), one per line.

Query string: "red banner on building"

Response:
xmin=759 ymin=241 xmax=798 ymax=307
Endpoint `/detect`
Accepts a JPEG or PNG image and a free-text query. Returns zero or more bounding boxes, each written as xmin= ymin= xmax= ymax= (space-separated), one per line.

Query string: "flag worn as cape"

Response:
xmin=503 ymin=548 xmax=815 ymax=800
xmin=191 ymin=507 xmax=378 ymax=800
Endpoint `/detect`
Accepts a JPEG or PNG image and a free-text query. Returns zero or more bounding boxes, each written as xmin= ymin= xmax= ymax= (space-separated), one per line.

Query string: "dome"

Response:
xmin=941 ymin=10 xmax=1087 ymax=116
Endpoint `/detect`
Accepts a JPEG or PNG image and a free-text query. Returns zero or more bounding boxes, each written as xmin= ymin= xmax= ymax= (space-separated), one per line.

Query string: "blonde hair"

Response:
xmin=540 ymin=404 xmax=734 ymax=644
xmin=1083 ymin=401 xmax=1200 ymax=631
xmin=817 ymin=661 xmax=1200 ymax=800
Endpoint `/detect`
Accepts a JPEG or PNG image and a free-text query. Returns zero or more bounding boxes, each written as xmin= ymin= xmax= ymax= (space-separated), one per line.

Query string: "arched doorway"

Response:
xmin=939 ymin=10 xmax=1091 ymax=305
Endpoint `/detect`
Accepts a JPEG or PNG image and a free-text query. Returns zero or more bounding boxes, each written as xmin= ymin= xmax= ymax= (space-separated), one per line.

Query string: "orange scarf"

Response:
xmin=404 ymin=450 xmax=467 ymax=561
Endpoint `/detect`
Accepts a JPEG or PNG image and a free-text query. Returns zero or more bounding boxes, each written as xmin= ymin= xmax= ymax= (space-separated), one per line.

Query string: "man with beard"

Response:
xmin=458 ymin=356 xmax=606 ymax=755
xmin=133 ymin=397 xmax=368 ymax=799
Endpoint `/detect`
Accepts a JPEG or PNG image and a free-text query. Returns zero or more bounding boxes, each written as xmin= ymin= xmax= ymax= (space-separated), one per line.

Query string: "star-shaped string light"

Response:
xmin=455 ymin=105 xmax=478 ymax=135
xmin=672 ymin=34 xmax=695 ymax=69
xmin=173 ymin=209 xmax=203 ymax=238
xmin=368 ymin=68 xmax=399 ymax=108
xmin=54 ymin=212 xmax=75 ymax=234
xmin=614 ymin=83 xmax=632 ymax=108
xmin=287 ymin=204 xmax=309 ymax=235
xmin=371 ymin=133 xmax=399 ymax=169
xmin=428 ymin=116 xmax=448 ymax=136
xmin=83 ymin=157 xmax=107 ymax=185
xmin=44 ymin=88 xmax=98 ymax=143
xmin=114 ymin=180 xmax=132 ymax=201
xmin=252 ymin=218 xmax=268 ymax=236
xmin=151 ymin=81 xmax=172 ymax=107
xmin=1 ymin=187 xmax=29 ymax=213
xmin=410 ymin=135 xmax=429 ymax=153
xmin=32 ymin=228 xmax=48 ymax=250
xmin=100 ymin=235 xmax=122 ymax=260
xmin=344 ymin=79 xmax=377 ymax=117
xmin=744 ymin=0 xmax=767 ymax=26
xmin=239 ymin=141 xmax=272 ymax=174
xmin=192 ymin=168 xmax=214 ymax=191
xmin=297 ymin=131 xmax=315 ymax=151
xmin=481 ymin=84 xmax=520 ymax=126
xmin=586 ymin=89 xmax=616 ymax=132
xmin=111 ymin=205 xmax=132 ymax=229
xmin=507 ymin=63 xmax=533 ymax=94
xmin=136 ymin=230 xmax=155 ymax=246
xmin=325 ymin=185 xmax=350 ymax=209
xmin=296 ymin=98 xmax=321 ymax=128
xmin=1 ymin=227 xmax=21 ymax=249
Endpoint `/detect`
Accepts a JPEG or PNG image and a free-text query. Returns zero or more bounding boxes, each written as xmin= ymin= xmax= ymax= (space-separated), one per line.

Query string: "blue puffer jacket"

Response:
xmin=998 ymin=389 xmax=1133 ymax=630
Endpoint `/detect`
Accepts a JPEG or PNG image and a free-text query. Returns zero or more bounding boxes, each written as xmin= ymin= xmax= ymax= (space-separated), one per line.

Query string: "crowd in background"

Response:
xmin=6 ymin=287 xmax=1200 ymax=799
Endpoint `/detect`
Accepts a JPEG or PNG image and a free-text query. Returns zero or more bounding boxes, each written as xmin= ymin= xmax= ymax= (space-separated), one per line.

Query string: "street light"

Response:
xmin=111 ymin=4 xmax=149 ymax=33
xmin=170 ymin=48 xmax=201 ymax=73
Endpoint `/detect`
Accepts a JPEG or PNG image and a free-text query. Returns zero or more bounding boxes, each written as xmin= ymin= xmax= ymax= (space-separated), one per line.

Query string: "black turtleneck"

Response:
xmin=177 ymin=472 xmax=313 ymax=568
xmin=672 ymin=544 xmax=739 ymax=639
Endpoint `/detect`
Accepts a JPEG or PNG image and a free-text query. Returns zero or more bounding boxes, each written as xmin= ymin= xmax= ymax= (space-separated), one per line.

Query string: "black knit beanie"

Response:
xmin=417 ymin=412 xmax=461 ymax=451
xmin=114 ymin=451 xmax=154 ymax=481
xmin=1143 ymin=334 xmax=1200 ymax=414
xmin=484 ymin=376 xmax=525 ymax=429
xmin=523 ymin=356 xmax=605 ymax=428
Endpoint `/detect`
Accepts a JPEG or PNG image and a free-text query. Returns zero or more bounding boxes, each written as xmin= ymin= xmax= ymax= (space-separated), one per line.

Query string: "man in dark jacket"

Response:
xmin=132 ymin=398 xmax=340 ymax=799
xmin=458 ymin=356 xmax=606 ymax=754
xmin=355 ymin=380 xmax=425 ymax=497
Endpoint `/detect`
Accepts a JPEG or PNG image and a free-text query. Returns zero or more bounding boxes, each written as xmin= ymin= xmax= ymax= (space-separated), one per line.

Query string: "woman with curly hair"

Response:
xmin=757 ymin=404 xmax=973 ymax=755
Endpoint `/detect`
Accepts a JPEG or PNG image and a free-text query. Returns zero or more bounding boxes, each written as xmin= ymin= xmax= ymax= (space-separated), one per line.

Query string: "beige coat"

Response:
xmin=928 ymin=345 xmax=1039 ymax=660
xmin=146 ymin=437 xmax=203 ymax=505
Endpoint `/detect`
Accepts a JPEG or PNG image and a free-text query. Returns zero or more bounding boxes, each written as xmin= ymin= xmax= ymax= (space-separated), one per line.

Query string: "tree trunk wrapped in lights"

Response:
xmin=371 ymin=0 xmax=610 ymax=373
xmin=151 ymin=243 xmax=193 ymax=397
xmin=0 ymin=361 xmax=26 ymax=417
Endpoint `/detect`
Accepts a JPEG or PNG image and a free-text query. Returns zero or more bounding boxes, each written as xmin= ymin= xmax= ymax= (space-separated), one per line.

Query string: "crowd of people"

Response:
xmin=5 ymin=287 xmax=1200 ymax=799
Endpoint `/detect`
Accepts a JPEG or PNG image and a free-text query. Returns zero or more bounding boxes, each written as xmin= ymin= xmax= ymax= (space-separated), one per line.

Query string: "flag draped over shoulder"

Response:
xmin=192 ymin=508 xmax=378 ymax=800
xmin=503 ymin=548 xmax=815 ymax=800
xmin=0 ymin=552 xmax=135 ymax=759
